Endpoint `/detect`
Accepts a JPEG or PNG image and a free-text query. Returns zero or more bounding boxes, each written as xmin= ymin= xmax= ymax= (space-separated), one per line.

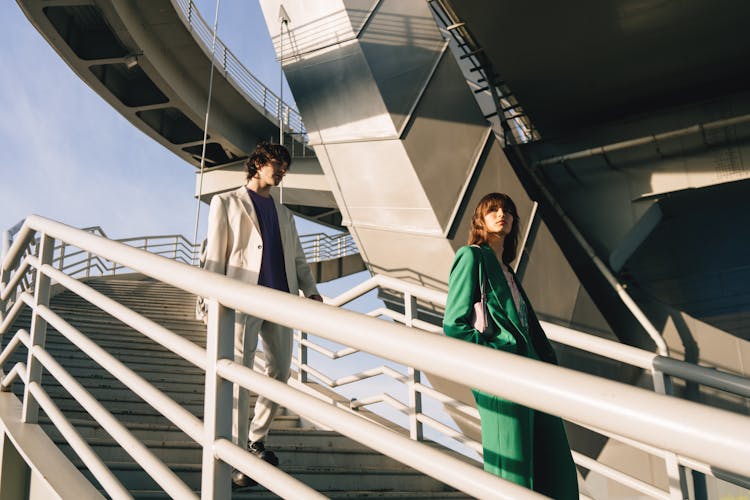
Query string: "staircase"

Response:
xmin=2 ymin=275 xmax=471 ymax=498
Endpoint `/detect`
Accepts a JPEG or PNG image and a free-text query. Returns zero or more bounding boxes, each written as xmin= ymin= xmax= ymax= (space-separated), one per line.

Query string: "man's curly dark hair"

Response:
xmin=245 ymin=142 xmax=292 ymax=180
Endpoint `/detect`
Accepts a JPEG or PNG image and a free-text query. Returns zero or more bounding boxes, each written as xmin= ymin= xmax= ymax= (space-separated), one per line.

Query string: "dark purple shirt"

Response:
xmin=247 ymin=189 xmax=289 ymax=293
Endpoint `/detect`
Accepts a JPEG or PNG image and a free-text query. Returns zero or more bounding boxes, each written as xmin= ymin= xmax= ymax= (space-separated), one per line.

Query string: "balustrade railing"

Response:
xmin=0 ymin=216 xmax=748 ymax=499
xmin=299 ymin=232 xmax=358 ymax=263
xmin=1 ymin=223 xmax=357 ymax=292
xmin=295 ymin=275 xmax=750 ymax=499
xmin=173 ymin=0 xmax=311 ymax=156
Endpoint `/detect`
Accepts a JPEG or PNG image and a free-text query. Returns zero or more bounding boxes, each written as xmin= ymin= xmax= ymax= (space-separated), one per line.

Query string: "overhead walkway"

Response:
xmin=0 ymin=216 xmax=748 ymax=499
xmin=16 ymin=0 xmax=339 ymax=226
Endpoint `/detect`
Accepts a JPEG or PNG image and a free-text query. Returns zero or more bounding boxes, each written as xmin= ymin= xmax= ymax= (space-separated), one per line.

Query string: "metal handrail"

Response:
xmin=323 ymin=274 xmax=750 ymax=401
xmin=2 ymin=216 xmax=749 ymax=498
xmin=428 ymin=0 xmax=539 ymax=146
xmin=171 ymin=0 xmax=306 ymax=135
xmin=0 ymin=219 xmax=539 ymax=499
xmin=299 ymin=232 xmax=358 ymax=262
xmin=303 ymin=272 xmax=750 ymax=497
xmin=1 ymin=223 xmax=357 ymax=292
xmin=3 ymin=217 xmax=749 ymax=471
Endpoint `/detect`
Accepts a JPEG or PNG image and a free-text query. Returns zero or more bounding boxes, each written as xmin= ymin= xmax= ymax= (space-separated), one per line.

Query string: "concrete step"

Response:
xmin=40 ymin=315 xmax=207 ymax=338
xmin=9 ymin=345 xmax=200 ymax=369
xmin=9 ymin=372 xmax=207 ymax=395
xmin=129 ymin=489 xmax=472 ymax=499
xmin=24 ymin=363 xmax=207 ymax=385
xmin=10 ymin=315 xmax=207 ymax=342
xmin=80 ymin=462 xmax=455 ymax=492
xmin=55 ymin=290 xmax=195 ymax=302
xmin=6 ymin=333 xmax=198 ymax=360
xmin=33 ymin=401 xmax=301 ymax=428
xmin=56 ymin=438 xmax=413 ymax=469
xmin=25 ymin=386 xmax=205 ymax=408
xmin=52 ymin=295 xmax=196 ymax=308
xmin=23 ymin=355 xmax=204 ymax=377
xmin=3 ymin=347 xmax=203 ymax=374
xmin=42 ymin=420 xmax=364 ymax=448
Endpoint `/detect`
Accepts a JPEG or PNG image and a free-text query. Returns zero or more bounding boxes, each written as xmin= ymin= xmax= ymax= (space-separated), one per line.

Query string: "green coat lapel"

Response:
xmin=478 ymin=245 xmax=527 ymax=344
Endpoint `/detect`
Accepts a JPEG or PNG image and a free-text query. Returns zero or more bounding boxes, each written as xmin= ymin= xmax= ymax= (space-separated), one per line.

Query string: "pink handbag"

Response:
xmin=469 ymin=246 xmax=496 ymax=340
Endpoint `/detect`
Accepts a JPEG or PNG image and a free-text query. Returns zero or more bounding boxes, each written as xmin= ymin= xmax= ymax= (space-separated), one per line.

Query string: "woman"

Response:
xmin=443 ymin=192 xmax=578 ymax=498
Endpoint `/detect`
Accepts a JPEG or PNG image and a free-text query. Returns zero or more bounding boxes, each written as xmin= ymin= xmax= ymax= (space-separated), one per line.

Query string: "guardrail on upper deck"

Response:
xmin=173 ymin=0 xmax=305 ymax=136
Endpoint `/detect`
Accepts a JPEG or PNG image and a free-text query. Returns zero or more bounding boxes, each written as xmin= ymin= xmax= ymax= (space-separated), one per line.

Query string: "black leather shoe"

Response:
xmin=248 ymin=440 xmax=279 ymax=467
xmin=231 ymin=468 xmax=257 ymax=489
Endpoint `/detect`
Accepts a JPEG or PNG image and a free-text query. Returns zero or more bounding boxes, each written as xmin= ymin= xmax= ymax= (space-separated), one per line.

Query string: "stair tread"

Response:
xmin=127 ymin=490 xmax=471 ymax=498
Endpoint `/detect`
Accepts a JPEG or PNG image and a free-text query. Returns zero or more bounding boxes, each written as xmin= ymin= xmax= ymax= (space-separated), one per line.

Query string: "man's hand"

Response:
xmin=308 ymin=294 xmax=324 ymax=303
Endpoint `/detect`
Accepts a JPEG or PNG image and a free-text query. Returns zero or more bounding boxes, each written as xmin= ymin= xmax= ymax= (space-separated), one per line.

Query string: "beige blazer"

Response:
xmin=205 ymin=186 xmax=319 ymax=298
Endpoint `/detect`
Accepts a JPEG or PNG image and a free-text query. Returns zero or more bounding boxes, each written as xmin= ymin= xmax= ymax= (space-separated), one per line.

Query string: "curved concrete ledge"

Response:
xmin=0 ymin=391 xmax=103 ymax=499
xmin=18 ymin=0 xmax=265 ymax=167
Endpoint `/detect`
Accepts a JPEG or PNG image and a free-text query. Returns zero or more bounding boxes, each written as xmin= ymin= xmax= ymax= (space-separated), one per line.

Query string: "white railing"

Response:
xmin=299 ymin=232 xmax=358 ymax=263
xmin=171 ymin=0 xmax=307 ymax=143
xmin=427 ymin=0 xmax=540 ymax=146
xmin=1 ymin=216 xmax=749 ymax=499
xmin=1 ymin=224 xmax=358 ymax=284
xmin=297 ymin=278 xmax=750 ymax=499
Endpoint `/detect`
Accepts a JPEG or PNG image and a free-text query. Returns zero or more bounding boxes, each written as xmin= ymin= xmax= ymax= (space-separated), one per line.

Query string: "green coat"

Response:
xmin=443 ymin=245 xmax=578 ymax=499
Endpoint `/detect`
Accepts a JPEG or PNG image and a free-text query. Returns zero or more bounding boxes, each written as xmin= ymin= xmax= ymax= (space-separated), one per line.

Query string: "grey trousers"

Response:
xmin=232 ymin=312 xmax=293 ymax=445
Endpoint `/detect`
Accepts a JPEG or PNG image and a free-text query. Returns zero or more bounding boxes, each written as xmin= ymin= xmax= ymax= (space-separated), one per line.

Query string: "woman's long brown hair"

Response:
xmin=467 ymin=192 xmax=520 ymax=264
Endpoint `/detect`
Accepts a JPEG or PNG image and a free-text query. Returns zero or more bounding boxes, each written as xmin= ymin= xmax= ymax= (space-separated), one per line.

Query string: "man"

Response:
xmin=205 ymin=142 xmax=322 ymax=488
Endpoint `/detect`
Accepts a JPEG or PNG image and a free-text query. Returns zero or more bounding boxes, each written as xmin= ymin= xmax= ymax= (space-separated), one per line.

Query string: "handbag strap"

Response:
xmin=471 ymin=245 xmax=490 ymax=332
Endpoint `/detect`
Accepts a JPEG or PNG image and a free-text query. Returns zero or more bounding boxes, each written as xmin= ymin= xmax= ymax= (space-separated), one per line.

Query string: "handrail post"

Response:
xmin=58 ymin=242 xmax=66 ymax=271
xmin=2 ymin=230 xmax=11 ymax=263
xmin=85 ymin=251 xmax=92 ymax=278
xmin=404 ymin=293 xmax=423 ymax=441
xmin=23 ymin=234 xmax=54 ymax=424
xmin=652 ymin=369 xmax=687 ymax=499
xmin=174 ymin=237 xmax=179 ymax=260
xmin=297 ymin=331 xmax=308 ymax=383
xmin=0 ymin=232 xmax=10 ymax=320
xmin=201 ymin=298 xmax=234 ymax=499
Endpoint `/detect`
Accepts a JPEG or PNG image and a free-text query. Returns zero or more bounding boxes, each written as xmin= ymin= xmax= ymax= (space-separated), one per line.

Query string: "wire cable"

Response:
xmin=191 ymin=0 xmax=221 ymax=266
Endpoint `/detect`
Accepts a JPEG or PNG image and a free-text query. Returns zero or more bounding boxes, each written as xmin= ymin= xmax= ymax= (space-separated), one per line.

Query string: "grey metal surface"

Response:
xmin=653 ymin=356 xmax=750 ymax=399
xmin=440 ymin=0 xmax=750 ymax=346
xmin=445 ymin=0 xmax=750 ymax=141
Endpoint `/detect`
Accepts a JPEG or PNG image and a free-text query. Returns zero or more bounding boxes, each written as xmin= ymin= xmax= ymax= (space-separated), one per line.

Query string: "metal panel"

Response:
xmin=402 ymin=52 xmax=489 ymax=232
xmin=358 ymin=0 xmax=446 ymax=131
